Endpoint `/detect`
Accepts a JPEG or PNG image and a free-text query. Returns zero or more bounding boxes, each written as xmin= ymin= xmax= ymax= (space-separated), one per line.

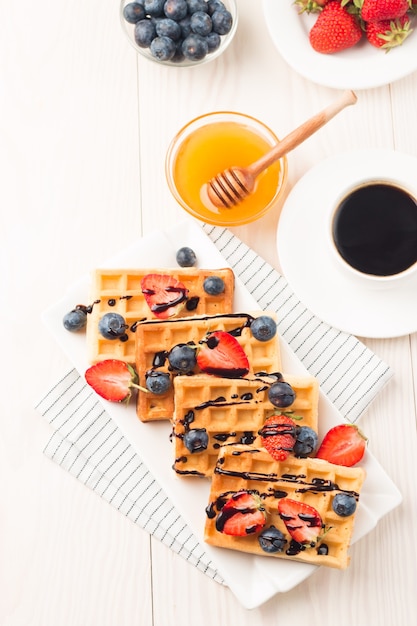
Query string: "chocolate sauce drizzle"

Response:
xmin=139 ymin=312 xmax=255 ymax=327
xmin=142 ymin=285 xmax=189 ymax=314
xmin=72 ymin=300 xmax=100 ymax=315
xmin=213 ymin=459 xmax=360 ymax=500
xmin=173 ymin=371 xmax=288 ymax=476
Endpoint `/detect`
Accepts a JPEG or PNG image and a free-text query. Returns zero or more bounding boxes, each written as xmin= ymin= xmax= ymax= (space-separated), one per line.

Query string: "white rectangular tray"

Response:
xmin=42 ymin=220 xmax=402 ymax=609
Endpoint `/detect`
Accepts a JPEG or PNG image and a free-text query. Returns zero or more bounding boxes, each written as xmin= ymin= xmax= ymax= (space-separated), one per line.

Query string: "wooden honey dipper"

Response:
xmin=204 ymin=90 xmax=357 ymax=210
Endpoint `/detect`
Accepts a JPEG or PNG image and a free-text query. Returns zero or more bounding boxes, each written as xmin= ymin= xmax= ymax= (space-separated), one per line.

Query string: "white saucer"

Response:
xmin=277 ymin=150 xmax=417 ymax=338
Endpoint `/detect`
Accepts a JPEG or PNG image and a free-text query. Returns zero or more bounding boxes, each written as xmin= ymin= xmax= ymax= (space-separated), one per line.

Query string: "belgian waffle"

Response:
xmin=135 ymin=312 xmax=281 ymax=422
xmin=86 ymin=267 xmax=234 ymax=364
xmin=173 ymin=373 xmax=319 ymax=477
xmin=204 ymin=445 xmax=365 ymax=569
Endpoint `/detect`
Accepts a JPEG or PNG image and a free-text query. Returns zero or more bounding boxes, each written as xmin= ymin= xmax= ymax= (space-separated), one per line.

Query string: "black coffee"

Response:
xmin=332 ymin=183 xmax=417 ymax=276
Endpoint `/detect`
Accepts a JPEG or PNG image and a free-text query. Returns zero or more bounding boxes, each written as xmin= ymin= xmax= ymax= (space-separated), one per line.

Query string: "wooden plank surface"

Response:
xmin=2 ymin=1 xmax=416 ymax=624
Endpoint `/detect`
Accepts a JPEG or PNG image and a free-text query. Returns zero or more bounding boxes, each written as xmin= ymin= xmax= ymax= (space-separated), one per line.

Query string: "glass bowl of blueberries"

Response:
xmin=120 ymin=0 xmax=237 ymax=67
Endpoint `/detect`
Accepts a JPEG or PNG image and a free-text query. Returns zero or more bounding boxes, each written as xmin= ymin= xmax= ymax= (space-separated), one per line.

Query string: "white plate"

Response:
xmin=277 ymin=149 xmax=417 ymax=339
xmin=263 ymin=0 xmax=417 ymax=90
xmin=43 ymin=219 xmax=401 ymax=609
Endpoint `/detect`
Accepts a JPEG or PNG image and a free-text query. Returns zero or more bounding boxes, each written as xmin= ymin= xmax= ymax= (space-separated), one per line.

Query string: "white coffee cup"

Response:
xmin=328 ymin=178 xmax=417 ymax=289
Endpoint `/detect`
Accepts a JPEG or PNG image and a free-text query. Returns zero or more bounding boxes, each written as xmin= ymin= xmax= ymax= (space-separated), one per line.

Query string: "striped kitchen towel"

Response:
xmin=202 ymin=224 xmax=392 ymax=423
xmin=36 ymin=223 xmax=392 ymax=585
xmin=37 ymin=368 xmax=224 ymax=584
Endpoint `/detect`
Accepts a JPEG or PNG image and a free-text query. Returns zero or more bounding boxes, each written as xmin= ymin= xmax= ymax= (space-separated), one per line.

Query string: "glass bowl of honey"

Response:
xmin=165 ymin=111 xmax=288 ymax=226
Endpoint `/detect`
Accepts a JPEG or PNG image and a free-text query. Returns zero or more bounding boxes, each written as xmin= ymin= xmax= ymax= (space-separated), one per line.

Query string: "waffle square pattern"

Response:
xmin=135 ymin=313 xmax=281 ymax=422
xmin=205 ymin=445 xmax=365 ymax=569
xmin=173 ymin=373 xmax=319 ymax=477
xmin=86 ymin=267 xmax=234 ymax=365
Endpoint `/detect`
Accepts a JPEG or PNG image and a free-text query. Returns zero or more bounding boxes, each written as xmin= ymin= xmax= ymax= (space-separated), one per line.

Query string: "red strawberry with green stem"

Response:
xmin=141 ymin=273 xmax=189 ymax=319
xmin=316 ymin=423 xmax=367 ymax=466
xmin=278 ymin=498 xmax=323 ymax=547
xmin=85 ymin=359 xmax=145 ymax=403
xmin=309 ymin=1 xmax=363 ymax=53
xmin=259 ymin=413 xmax=298 ymax=462
xmin=366 ymin=14 xmax=412 ymax=48
xmin=197 ymin=331 xmax=249 ymax=378
xmin=215 ymin=491 xmax=266 ymax=536
xmin=360 ymin=0 xmax=410 ymax=22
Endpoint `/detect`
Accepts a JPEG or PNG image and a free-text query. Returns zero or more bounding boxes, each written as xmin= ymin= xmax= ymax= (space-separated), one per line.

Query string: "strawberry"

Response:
xmin=85 ymin=359 xmax=143 ymax=403
xmin=215 ymin=491 xmax=266 ymax=536
xmin=196 ymin=331 xmax=249 ymax=378
xmin=360 ymin=0 xmax=410 ymax=22
xmin=309 ymin=1 xmax=363 ymax=53
xmin=278 ymin=498 xmax=323 ymax=547
xmin=316 ymin=423 xmax=367 ymax=466
xmin=366 ymin=14 xmax=412 ymax=48
xmin=295 ymin=0 xmax=330 ymax=13
xmin=141 ymin=273 xmax=188 ymax=319
xmin=259 ymin=414 xmax=297 ymax=462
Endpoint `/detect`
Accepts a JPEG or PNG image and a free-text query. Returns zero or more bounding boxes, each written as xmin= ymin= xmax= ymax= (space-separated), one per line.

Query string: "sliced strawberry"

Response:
xmin=196 ymin=331 xmax=249 ymax=378
xmin=85 ymin=359 xmax=140 ymax=403
xmin=278 ymin=498 xmax=323 ymax=547
xmin=259 ymin=413 xmax=297 ymax=461
xmin=316 ymin=424 xmax=367 ymax=467
xmin=141 ymin=274 xmax=188 ymax=319
xmin=215 ymin=491 xmax=266 ymax=536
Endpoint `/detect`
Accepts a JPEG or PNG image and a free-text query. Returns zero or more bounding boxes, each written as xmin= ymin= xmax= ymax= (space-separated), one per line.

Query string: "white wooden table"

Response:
xmin=2 ymin=1 xmax=417 ymax=624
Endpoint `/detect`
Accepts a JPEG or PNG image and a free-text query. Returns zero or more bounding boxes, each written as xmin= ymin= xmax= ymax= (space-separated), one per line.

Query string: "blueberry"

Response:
xmin=258 ymin=526 xmax=287 ymax=553
xmin=182 ymin=33 xmax=209 ymax=60
xmin=183 ymin=428 xmax=209 ymax=453
xmin=179 ymin=15 xmax=192 ymax=38
xmin=155 ymin=17 xmax=182 ymax=40
xmin=150 ymin=35 xmax=176 ymax=60
xmin=203 ymin=275 xmax=225 ymax=295
xmin=164 ymin=0 xmax=188 ymax=21
xmin=123 ymin=2 xmax=146 ymax=23
xmin=168 ymin=344 xmax=197 ymax=372
xmin=206 ymin=31 xmax=221 ymax=52
xmin=207 ymin=0 xmax=225 ymax=15
xmin=268 ymin=381 xmax=296 ymax=408
xmin=211 ymin=8 xmax=232 ymax=35
xmin=145 ymin=370 xmax=172 ymax=394
xmin=144 ymin=0 xmax=165 ymax=16
xmin=250 ymin=316 xmax=277 ymax=342
xmin=171 ymin=41 xmax=186 ymax=62
xmin=63 ymin=308 xmax=87 ymax=332
xmin=134 ymin=19 xmax=157 ymax=47
xmin=187 ymin=0 xmax=209 ymax=13
xmin=176 ymin=246 xmax=197 ymax=267
xmin=293 ymin=426 xmax=318 ymax=458
xmin=190 ymin=11 xmax=212 ymax=36
xmin=332 ymin=493 xmax=357 ymax=517
xmin=98 ymin=312 xmax=128 ymax=340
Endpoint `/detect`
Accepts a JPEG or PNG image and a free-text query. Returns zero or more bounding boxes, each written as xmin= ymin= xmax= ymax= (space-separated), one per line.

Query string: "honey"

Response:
xmin=167 ymin=114 xmax=286 ymax=226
